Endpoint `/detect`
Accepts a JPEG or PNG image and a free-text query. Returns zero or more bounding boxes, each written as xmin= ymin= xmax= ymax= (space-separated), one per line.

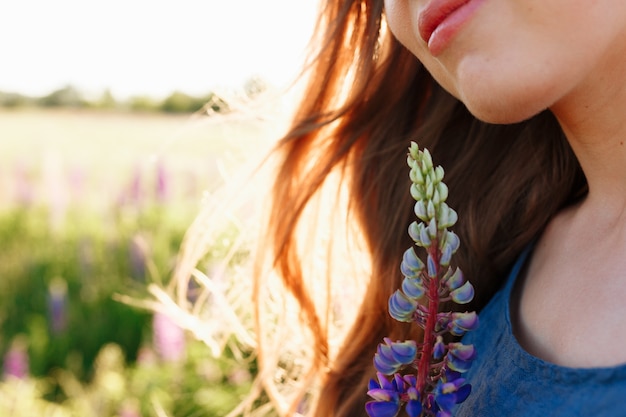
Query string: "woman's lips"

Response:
xmin=418 ymin=0 xmax=485 ymax=55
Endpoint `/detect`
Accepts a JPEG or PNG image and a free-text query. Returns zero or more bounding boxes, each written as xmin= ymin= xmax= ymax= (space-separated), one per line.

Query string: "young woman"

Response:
xmin=173 ymin=0 xmax=626 ymax=415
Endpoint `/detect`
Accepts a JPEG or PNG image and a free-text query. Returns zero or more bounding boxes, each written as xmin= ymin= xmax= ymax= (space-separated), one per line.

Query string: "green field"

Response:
xmin=0 ymin=108 xmax=277 ymax=416
xmin=0 ymin=108 xmax=276 ymax=211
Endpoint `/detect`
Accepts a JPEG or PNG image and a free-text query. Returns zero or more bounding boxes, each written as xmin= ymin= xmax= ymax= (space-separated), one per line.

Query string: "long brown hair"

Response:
xmin=261 ymin=0 xmax=587 ymax=415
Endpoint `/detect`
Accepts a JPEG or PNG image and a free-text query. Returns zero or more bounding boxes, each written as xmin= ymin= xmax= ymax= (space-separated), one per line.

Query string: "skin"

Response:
xmin=385 ymin=0 xmax=626 ymax=368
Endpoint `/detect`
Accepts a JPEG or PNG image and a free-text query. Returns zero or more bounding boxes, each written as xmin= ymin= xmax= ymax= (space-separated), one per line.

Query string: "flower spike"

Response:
xmin=366 ymin=142 xmax=478 ymax=417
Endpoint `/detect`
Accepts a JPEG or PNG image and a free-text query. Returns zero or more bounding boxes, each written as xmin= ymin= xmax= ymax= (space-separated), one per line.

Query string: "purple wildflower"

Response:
xmin=155 ymin=159 xmax=169 ymax=203
xmin=118 ymin=164 xmax=143 ymax=207
xmin=128 ymin=234 xmax=150 ymax=281
xmin=366 ymin=143 xmax=477 ymax=416
xmin=48 ymin=277 xmax=68 ymax=334
xmin=3 ymin=337 xmax=29 ymax=379
xmin=152 ymin=311 xmax=186 ymax=362
xmin=13 ymin=162 xmax=34 ymax=207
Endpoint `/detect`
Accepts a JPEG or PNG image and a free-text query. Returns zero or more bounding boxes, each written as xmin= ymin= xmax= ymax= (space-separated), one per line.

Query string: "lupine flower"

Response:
xmin=128 ymin=234 xmax=150 ymax=281
xmin=119 ymin=165 xmax=143 ymax=207
xmin=48 ymin=277 xmax=68 ymax=334
xmin=155 ymin=159 xmax=170 ymax=203
xmin=366 ymin=143 xmax=478 ymax=417
xmin=152 ymin=311 xmax=186 ymax=362
xmin=3 ymin=337 xmax=29 ymax=379
xmin=13 ymin=162 xmax=34 ymax=207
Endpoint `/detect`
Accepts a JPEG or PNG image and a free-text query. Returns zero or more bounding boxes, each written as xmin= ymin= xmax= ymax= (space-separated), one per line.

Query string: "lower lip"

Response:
xmin=427 ymin=0 xmax=485 ymax=56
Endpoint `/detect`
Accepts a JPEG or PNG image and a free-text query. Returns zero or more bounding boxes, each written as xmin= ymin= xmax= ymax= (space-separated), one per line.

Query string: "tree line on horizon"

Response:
xmin=0 ymin=78 xmax=267 ymax=114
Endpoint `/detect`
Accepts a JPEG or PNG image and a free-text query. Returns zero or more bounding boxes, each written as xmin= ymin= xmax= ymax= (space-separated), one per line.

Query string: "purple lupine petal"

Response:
xmin=402 ymin=277 xmax=425 ymax=300
xmin=377 ymin=372 xmax=396 ymax=391
xmin=443 ymin=267 xmax=464 ymax=291
xmin=435 ymin=392 xmax=457 ymax=412
xmin=374 ymin=347 xmax=401 ymax=375
xmin=402 ymin=247 xmax=425 ymax=276
xmin=440 ymin=378 xmax=466 ymax=393
xmin=451 ymin=312 xmax=479 ymax=332
xmin=374 ymin=355 xmax=400 ymax=375
xmin=445 ymin=352 xmax=473 ymax=373
xmin=374 ymin=340 xmax=418 ymax=374
xmin=448 ymin=343 xmax=476 ymax=362
xmin=448 ymin=343 xmax=476 ymax=366
xmin=404 ymin=374 xmax=417 ymax=387
xmin=390 ymin=340 xmax=417 ymax=365
xmin=406 ymin=400 xmax=423 ymax=417
xmin=388 ymin=290 xmax=417 ymax=322
xmin=400 ymin=260 xmax=417 ymax=279
xmin=393 ymin=374 xmax=407 ymax=393
xmin=419 ymin=223 xmax=432 ymax=247
xmin=455 ymin=384 xmax=472 ymax=403
xmin=433 ymin=336 xmax=447 ymax=360
xmin=427 ymin=217 xmax=437 ymax=238
xmin=378 ymin=343 xmax=399 ymax=364
xmin=444 ymin=231 xmax=460 ymax=253
xmin=442 ymin=369 xmax=462 ymax=383
xmin=450 ymin=281 xmax=475 ymax=304
xmin=367 ymin=388 xmax=399 ymax=402
xmin=369 ymin=378 xmax=381 ymax=391
xmin=439 ymin=243 xmax=453 ymax=266
xmin=365 ymin=400 xmax=400 ymax=417
xmin=435 ymin=312 xmax=451 ymax=332
xmin=427 ymin=254 xmax=438 ymax=278
xmin=407 ymin=386 xmax=419 ymax=400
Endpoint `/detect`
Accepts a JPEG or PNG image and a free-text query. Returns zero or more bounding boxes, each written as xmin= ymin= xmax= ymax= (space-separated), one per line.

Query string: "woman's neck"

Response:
xmin=551 ymin=44 xmax=626 ymax=221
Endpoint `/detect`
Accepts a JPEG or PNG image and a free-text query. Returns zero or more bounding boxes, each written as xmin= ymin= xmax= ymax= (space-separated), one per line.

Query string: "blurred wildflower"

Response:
xmin=3 ymin=336 xmax=29 ymax=379
xmin=155 ymin=159 xmax=170 ymax=203
xmin=118 ymin=399 xmax=141 ymax=417
xmin=42 ymin=152 xmax=69 ymax=231
xmin=47 ymin=277 xmax=68 ymax=335
xmin=129 ymin=234 xmax=150 ymax=282
xmin=68 ymin=165 xmax=86 ymax=205
xmin=152 ymin=311 xmax=186 ymax=362
xmin=366 ymin=143 xmax=477 ymax=417
xmin=227 ymin=367 xmax=252 ymax=386
xmin=13 ymin=162 xmax=34 ymax=207
xmin=119 ymin=164 xmax=144 ymax=207
xmin=136 ymin=345 xmax=158 ymax=366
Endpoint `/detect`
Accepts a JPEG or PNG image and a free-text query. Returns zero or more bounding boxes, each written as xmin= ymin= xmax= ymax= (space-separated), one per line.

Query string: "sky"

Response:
xmin=0 ymin=0 xmax=318 ymax=99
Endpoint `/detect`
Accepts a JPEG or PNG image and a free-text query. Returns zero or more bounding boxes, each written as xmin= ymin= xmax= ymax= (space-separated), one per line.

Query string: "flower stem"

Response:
xmin=416 ymin=242 xmax=440 ymax=395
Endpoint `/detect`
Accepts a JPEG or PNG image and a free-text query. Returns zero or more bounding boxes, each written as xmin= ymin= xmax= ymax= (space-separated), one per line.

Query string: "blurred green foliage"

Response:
xmin=0 ymin=204 xmax=255 ymax=416
xmin=0 ymin=107 xmax=275 ymax=416
xmin=0 ymin=207 xmax=160 ymax=380
xmin=0 ymin=79 xmax=264 ymax=114
xmin=0 ymin=167 xmax=257 ymax=416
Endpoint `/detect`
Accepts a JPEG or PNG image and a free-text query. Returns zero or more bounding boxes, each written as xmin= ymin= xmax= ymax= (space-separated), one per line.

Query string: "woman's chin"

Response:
xmin=462 ymin=96 xmax=549 ymax=125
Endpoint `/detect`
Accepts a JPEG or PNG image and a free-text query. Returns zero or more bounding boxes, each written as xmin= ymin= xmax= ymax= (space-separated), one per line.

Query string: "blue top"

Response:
xmin=456 ymin=247 xmax=626 ymax=416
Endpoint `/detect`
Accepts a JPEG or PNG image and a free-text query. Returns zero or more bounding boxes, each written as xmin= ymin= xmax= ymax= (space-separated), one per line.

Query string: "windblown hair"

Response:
xmin=262 ymin=0 xmax=587 ymax=416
